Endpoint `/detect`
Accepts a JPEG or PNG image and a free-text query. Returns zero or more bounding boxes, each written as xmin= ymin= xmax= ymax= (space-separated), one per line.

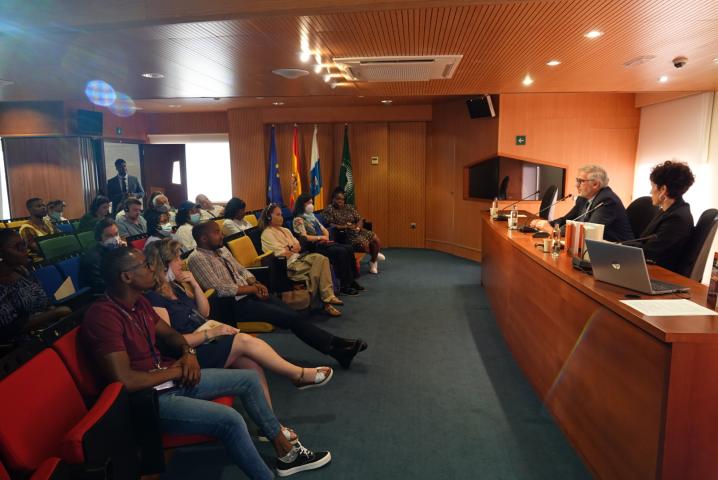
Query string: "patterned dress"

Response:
xmin=322 ymin=204 xmax=375 ymax=251
xmin=0 ymin=270 xmax=52 ymax=341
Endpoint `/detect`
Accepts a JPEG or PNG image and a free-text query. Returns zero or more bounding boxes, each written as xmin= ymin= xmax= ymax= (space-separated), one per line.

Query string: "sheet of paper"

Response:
xmin=620 ymin=299 xmax=718 ymax=317
xmin=54 ymin=276 xmax=76 ymax=301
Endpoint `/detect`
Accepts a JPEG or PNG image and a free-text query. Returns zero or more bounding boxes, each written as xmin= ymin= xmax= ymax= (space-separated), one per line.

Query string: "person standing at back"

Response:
xmin=106 ymin=158 xmax=144 ymax=214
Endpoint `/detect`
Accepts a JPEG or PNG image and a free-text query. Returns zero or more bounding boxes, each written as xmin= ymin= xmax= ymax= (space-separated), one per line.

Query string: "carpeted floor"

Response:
xmin=162 ymin=248 xmax=590 ymax=479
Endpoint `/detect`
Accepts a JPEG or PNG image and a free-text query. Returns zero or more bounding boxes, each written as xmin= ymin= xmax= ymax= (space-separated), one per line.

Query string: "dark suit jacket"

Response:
xmin=551 ymin=186 xmax=634 ymax=242
xmin=638 ymin=198 xmax=693 ymax=274
xmin=106 ymin=174 xmax=144 ymax=212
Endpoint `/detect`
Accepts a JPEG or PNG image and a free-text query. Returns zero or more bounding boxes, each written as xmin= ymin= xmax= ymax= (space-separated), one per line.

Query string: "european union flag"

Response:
xmin=267 ymin=125 xmax=284 ymax=205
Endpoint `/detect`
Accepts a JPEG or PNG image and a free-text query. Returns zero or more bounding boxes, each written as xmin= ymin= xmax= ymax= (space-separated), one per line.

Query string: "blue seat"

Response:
xmin=55 ymin=223 xmax=74 ymax=234
xmin=56 ymin=256 xmax=82 ymax=292
xmin=281 ymin=207 xmax=293 ymax=229
xmin=32 ymin=263 xmax=90 ymax=305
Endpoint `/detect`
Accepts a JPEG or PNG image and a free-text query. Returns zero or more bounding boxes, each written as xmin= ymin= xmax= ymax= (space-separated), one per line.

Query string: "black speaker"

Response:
xmin=75 ymin=109 xmax=103 ymax=135
xmin=466 ymin=95 xmax=497 ymax=119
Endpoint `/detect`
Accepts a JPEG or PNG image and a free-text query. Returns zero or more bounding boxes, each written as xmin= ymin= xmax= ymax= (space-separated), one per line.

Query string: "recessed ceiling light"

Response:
xmin=381 ymin=99 xmax=393 ymax=105
xmin=313 ymin=64 xmax=323 ymax=74
xmin=141 ymin=72 xmax=164 ymax=79
xmin=623 ymin=55 xmax=656 ymax=68
xmin=272 ymin=69 xmax=309 ymax=79
xmin=584 ymin=30 xmax=603 ymax=39
xmin=168 ymin=104 xmax=181 ymax=108
xmin=272 ymin=101 xmax=284 ymax=106
xmin=299 ymin=51 xmax=311 ymax=63
xmin=658 ymin=75 xmax=669 ymax=83
xmin=546 ymin=60 xmax=561 ymax=66
xmin=329 ymin=82 xmax=337 ymax=90
xmin=256 ymin=96 xmax=264 ymax=100
xmin=358 ymin=95 xmax=365 ymax=98
xmin=0 ymin=79 xmax=14 ymax=87
xmin=323 ymin=74 xmax=332 ymax=83
xmin=522 ymin=74 xmax=534 ymax=86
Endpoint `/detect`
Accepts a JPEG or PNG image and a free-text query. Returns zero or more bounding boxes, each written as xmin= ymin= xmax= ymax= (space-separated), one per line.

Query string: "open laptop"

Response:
xmin=584 ymin=239 xmax=689 ymax=295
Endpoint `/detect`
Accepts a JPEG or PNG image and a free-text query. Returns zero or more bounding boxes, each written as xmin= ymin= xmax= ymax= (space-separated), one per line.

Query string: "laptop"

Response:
xmin=584 ymin=239 xmax=689 ymax=295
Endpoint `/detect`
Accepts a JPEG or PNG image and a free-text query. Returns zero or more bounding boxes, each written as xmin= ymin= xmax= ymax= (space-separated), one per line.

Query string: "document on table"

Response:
xmin=620 ymin=299 xmax=718 ymax=316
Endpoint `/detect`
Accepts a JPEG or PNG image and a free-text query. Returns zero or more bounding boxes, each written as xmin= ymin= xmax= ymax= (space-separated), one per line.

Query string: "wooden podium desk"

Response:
xmin=480 ymin=212 xmax=718 ymax=480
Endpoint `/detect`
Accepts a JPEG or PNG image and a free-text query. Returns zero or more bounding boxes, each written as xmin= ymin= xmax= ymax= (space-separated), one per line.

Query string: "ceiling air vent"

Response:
xmin=333 ymin=55 xmax=462 ymax=82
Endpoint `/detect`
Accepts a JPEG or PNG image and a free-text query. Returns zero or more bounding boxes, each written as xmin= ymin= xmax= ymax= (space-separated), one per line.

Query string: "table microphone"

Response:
xmin=616 ymin=234 xmax=657 ymax=245
xmin=518 ymin=193 xmax=573 ymax=232
xmin=572 ymin=201 xmax=606 ymax=222
xmin=495 ymin=190 xmax=541 ymax=221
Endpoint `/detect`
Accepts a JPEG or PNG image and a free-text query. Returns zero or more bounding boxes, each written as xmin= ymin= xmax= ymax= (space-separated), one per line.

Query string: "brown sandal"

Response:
xmin=325 ymin=296 xmax=344 ymax=306
xmin=323 ymin=304 xmax=342 ymax=317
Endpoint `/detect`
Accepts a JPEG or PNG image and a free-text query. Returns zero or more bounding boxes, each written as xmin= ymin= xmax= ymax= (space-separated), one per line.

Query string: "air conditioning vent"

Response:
xmin=333 ymin=55 xmax=462 ymax=82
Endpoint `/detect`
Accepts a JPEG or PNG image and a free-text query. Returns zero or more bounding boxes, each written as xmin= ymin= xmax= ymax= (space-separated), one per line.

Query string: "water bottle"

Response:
xmin=551 ymin=224 xmax=562 ymax=258
xmin=490 ymin=197 xmax=499 ymax=219
xmin=509 ymin=205 xmax=518 ymax=230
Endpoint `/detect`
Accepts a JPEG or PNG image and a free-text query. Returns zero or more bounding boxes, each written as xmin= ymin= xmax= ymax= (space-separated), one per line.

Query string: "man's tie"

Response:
xmin=583 ymin=200 xmax=592 ymax=220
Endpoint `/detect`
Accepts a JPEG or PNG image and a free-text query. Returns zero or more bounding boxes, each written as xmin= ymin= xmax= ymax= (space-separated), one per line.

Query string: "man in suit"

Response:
xmin=106 ymin=158 xmax=144 ymax=214
xmin=531 ymin=164 xmax=634 ymax=242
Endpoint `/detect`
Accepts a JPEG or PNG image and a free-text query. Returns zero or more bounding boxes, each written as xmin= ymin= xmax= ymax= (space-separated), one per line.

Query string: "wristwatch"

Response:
xmin=185 ymin=346 xmax=197 ymax=356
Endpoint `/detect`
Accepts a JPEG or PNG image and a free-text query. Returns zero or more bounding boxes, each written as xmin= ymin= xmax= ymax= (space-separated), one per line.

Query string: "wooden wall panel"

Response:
xmin=497 ymin=93 xmax=640 ymax=219
xmin=227 ymin=109 xmax=265 ymax=209
xmin=388 ymin=122 xmax=426 ymax=248
xmin=144 ymin=112 xmax=229 ymax=135
xmin=262 ymin=105 xmax=432 ymax=124
xmin=3 ymin=137 xmax=86 ymax=219
xmin=0 ymin=102 xmax=65 ymax=136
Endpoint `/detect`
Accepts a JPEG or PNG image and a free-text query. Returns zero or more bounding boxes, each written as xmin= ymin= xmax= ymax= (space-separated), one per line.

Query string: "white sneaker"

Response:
xmin=369 ymin=261 xmax=378 ymax=274
xmin=377 ymin=252 xmax=386 ymax=261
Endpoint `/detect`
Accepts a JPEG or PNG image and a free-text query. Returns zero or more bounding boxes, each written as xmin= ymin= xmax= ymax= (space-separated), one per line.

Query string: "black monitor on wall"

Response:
xmin=466 ymin=95 xmax=497 ymax=118
xmin=75 ymin=109 xmax=103 ymax=136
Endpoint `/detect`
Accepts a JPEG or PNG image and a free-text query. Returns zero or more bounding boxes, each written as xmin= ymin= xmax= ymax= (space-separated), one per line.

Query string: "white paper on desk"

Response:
xmin=620 ymin=299 xmax=718 ymax=316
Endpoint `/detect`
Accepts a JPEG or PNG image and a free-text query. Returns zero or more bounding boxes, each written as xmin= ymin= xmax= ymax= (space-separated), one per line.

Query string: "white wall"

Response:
xmin=103 ymin=141 xmax=142 ymax=181
xmin=633 ymin=92 xmax=717 ymax=283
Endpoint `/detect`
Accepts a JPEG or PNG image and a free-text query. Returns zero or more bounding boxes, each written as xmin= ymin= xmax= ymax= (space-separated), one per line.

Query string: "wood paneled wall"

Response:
xmin=144 ymin=112 xmax=228 ymax=135
xmin=427 ymin=99 xmax=499 ymax=262
xmin=0 ymin=102 xmax=65 ymax=136
xmin=227 ymin=109 xmax=265 ymax=209
xmin=498 ymin=93 xmax=640 ymax=218
xmin=388 ymin=123 xmax=426 ymax=248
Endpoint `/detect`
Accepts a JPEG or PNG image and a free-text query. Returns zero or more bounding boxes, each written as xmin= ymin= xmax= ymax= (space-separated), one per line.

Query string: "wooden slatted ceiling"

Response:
xmin=0 ymin=1 xmax=717 ymax=109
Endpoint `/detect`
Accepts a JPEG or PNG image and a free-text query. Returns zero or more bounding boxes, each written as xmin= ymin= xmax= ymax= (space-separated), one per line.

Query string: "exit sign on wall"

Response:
xmin=515 ymin=135 xmax=526 ymax=146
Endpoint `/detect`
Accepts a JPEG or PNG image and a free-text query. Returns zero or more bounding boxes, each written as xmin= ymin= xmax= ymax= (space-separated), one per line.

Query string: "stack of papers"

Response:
xmin=620 ymin=299 xmax=718 ymax=316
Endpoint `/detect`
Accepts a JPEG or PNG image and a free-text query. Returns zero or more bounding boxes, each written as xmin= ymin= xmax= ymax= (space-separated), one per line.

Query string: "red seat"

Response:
xmin=129 ymin=238 xmax=147 ymax=250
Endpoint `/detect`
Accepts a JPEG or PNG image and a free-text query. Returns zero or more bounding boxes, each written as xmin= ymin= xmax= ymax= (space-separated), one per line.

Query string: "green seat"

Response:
xmin=37 ymin=234 xmax=82 ymax=261
xmin=71 ymin=220 xmax=81 ymax=231
xmin=76 ymin=230 xmax=97 ymax=250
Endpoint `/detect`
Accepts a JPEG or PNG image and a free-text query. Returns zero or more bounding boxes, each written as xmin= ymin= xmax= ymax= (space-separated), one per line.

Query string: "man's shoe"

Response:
xmin=350 ymin=281 xmax=365 ymax=291
xmin=276 ymin=442 xmax=332 ymax=477
xmin=340 ymin=286 xmax=359 ymax=296
xmin=369 ymin=261 xmax=378 ymax=274
xmin=329 ymin=339 xmax=363 ymax=369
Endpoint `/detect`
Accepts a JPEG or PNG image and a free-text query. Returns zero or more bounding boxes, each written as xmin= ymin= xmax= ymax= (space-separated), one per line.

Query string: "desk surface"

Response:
xmin=482 ymin=212 xmax=718 ymax=343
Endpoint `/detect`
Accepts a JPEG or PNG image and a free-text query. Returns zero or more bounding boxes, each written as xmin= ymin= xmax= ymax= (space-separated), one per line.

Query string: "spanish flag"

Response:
xmin=289 ymin=125 xmax=302 ymax=209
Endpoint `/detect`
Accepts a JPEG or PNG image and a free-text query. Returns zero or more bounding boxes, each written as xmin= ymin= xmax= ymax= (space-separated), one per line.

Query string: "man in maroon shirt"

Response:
xmin=81 ymin=247 xmax=331 ymax=478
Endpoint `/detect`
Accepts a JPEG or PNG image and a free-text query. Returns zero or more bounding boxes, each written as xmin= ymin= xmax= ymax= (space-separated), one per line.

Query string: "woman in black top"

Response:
xmin=144 ymin=239 xmax=332 ymax=407
xmin=638 ymin=161 xmax=695 ymax=273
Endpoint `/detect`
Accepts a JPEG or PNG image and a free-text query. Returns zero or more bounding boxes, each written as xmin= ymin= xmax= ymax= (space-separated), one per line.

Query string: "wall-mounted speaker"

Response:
xmin=75 ymin=109 xmax=103 ymax=136
xmin=466 ymin=95 xmax=497 ymax=119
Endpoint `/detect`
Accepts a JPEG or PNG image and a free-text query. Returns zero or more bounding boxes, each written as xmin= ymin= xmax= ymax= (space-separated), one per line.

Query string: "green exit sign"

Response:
xmin=515 ymin=135 xmax=526 ymax=146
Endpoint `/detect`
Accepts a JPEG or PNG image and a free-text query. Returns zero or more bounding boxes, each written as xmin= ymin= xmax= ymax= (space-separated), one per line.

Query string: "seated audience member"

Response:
xmin=530 ymin=164 xmax=634 ymax=242
xmin=635 ymin=161 xmax=696 ymax=273
xmin=79 ymin=218 xmax=125 ymax=294
xmin=151 ymin=194 xmax=176 ymax=224
xmin=188 ymin=221 xmax=366 ymax=369
xmin=197 ymin=194 xmax=224 ymax=220
xmin=260 ymin=204 xmax=344 ymax=316
xmin=222 ymin=197 xmax=253 ymax=236
xmin=80 ymin=247 xmax=331 ymax=479
xmin=77 ymin=195 xmax=111 ymax=232
xmin=292 ymin=194 xmax=362 ymax=295
xmin=19 ymin=197 xmax=59 ymax=261
xmin=0 ymin=230 xmax=71 ymax=342
xmin=322 ymin=188 xmax=385 ymax=274
xmin=174 ymin=201 xmax=202 ymax=253
xmin=145 ymin=239 xmax=333 ymax=403
xmin=45 ymin=199 xmax=67 ymax=223
xmin=115 ymin=198 xmax=147 ymax=240
xmin=143 ymin=209 xmax=173 ymax=250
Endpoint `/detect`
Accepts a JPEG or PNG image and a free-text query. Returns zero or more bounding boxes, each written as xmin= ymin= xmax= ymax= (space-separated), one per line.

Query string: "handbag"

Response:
xmin=281 ymin=288 xmax=311 ymax=310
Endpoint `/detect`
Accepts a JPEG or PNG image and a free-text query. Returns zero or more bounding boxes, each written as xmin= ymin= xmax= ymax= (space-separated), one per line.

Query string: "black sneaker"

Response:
xmin=351 ymin=281 xmax=365 ymax=291
xmin=340 ymin=286 xmax=359 ymax=296
xmin=276 ymin=442 xmax=332 ymax=477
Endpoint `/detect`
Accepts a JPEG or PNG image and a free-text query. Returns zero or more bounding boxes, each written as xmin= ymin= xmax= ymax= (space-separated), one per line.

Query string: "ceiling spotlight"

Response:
xmin=323 ymin=74 xmax=331 ymax=83
xmin=658 ymin=75 xmax=669 ymax=83
xmin=141 ymin=72 xmax=164 ymax=79
xmin=358 ymin=95 xmax=365 ymax=98
xmin=256 ymin=96 xmax=265 ymax=100
xmin=272 ymin=101 xmax=284 ymax=106
xmin=299 ymin=51 xmax=312 ymax=63
xmin=314 ymin=53 xmax=322 ymax=64
xmin=329 ymin=82 xmax=337 ymax=90
xmin=584 ymin=30 xmax=603 ymax=39
xmin=313 ymin=64 xmax=323 ymax=74
xmin=546 ymin=60 xmax=561 ymax=66
xmin=381 ymin=99 xmax=393 ymax=105
xmin=522 ymin=74 xmax=534 ymax=86
xmin=168 ymin=104 xmax=181 ymax=108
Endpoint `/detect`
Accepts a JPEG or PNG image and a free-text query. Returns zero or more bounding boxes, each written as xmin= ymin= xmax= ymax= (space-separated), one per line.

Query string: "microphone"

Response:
xmin=518 ymin=194 xmax=573 ymax=233
xmin=616 ymin=234 xmax=657 ymax=246
xmin=500 ymin=190 xmax=541 ymax=212
xmin=572 ymin=201 xmax=605 ymax=222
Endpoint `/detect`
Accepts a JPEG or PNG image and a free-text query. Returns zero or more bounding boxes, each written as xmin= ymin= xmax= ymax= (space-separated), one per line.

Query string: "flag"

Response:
xmin=309 ymin=125 xmax=324 ymax=210
xmin=289 ymin=125 xmax=302 ymax=209
xmin=267 ymin=125 xmax=284 ymax=205
xmin=339 ymin=124 xmax=354 ymax=204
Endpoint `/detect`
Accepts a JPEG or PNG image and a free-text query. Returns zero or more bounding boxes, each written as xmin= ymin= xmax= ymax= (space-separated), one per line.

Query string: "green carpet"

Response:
xmin=162 ymin=249 xmax=590 ymax=479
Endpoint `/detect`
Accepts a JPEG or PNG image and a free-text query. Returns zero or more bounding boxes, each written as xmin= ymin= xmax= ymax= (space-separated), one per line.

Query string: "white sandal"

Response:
xmin=294 ymin=367 xmax=334 ymax=390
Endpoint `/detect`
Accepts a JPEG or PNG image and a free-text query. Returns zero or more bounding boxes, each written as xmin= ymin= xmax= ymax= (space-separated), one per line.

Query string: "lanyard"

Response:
xmin=105 ymin=294 xmax=163 ymax=369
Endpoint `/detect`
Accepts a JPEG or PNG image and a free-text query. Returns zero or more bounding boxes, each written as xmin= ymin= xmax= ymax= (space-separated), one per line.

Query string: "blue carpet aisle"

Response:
xmin=163 ymin=249 xmax=590 ymax=479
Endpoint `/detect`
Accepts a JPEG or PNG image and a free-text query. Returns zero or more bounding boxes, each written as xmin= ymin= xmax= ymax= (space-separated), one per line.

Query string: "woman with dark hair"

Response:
xmin=637 ymin=160 xmax=696 ymax=273
xmin=322 ymin=187 xmax=385 ymax=274
xmin=259 ymin=204 xmax=343 ymax=316
xmin=0 ymin=230 xmax=71 ymax=342
xmin=77 ymin=195 xmax=111 ymax=232
xmin=174 ymin=201 xmax=202 ymax=252
xmin=143 ymin=209 xmax=173 ymax=250
xmin=222 ymin=197 xmax=253 ymax=236
xmin=292 ymin=193 xmax=362 ymax=295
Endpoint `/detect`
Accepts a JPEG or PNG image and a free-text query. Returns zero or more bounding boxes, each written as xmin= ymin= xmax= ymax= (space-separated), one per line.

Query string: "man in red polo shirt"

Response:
xmin=81 ymin=247 xmax=331 ymax=478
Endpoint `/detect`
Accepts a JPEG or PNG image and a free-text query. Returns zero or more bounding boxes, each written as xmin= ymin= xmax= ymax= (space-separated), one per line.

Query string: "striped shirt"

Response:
xmin=187 ymin=246 xmax=255 ymax=299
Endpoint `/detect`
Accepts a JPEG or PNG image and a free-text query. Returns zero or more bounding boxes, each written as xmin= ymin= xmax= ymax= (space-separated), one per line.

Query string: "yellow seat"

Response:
xmin=226 ymin=236 xmax=271 ymax=268
xmin=214 ymin=218 xmax=225 ymax=230
xmin=0 ymin=223 xmax=5 ymax=228
xmin=243 ymin=214 xmax=258 ymax=227
xmin=5 ymin=220 xmax=29 ymax=229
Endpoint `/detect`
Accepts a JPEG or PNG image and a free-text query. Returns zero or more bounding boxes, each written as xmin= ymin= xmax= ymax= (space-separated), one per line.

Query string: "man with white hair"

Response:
xmin=532 ymin=164 xmax=634 ymax=242
xmin=196 ymin=194 xmax=224 ymax=220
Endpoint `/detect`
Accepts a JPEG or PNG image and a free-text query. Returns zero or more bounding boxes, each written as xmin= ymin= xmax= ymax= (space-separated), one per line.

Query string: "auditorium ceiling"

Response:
xmin=0 ymin=0 xmax=717 ymax=111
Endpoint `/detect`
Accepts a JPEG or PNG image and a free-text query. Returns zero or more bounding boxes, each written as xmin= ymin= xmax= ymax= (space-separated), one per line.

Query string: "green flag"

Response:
xmin=339 ymin=125 xmax=354 ymax=204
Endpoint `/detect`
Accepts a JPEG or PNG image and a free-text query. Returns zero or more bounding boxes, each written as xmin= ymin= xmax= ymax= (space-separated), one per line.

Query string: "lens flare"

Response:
xmin=108 ymin=92 xmax=136 ymax=117
xmin=84 ymin=80 xmax=116 ymax=107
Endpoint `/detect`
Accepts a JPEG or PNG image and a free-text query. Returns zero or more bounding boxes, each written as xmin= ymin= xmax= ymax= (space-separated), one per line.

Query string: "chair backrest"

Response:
xmin=51 ymin=326 xmax=104 ymax=399
xmin=227 ymin=236 xmax=259 ymax=267
xmin=32 ymin=265 xmax=65 ymax=299
xmin=55 ymin=222 xmax=74 ymax=234
xmin=281 ymin=207 xmax=293 ymax=229
xmin=243 ymin=214 xmax=258 ymax=227
xmin=126 ymin=232 xmax=149 ymax=251
xmin=0 ymin=349 xmax=87 ymax=473
xmin=680 ymin=208 xmax=718 ymax=281
xmin=498 ymin=176 xmax=509 ymax=200
xmin=537 ymin=185 xmax=558 ymax=220
xmin=75 ymin=230 xmax=96 ymax=250
xmin=626 ymin=196 xmax=660 ymax=237
xmin=4 ymin=219 xmax=29 ymax=229
xmin=214 ymin=218 xmax=225 ymax=230
xmin=56 ymin=256 xmax=82 ymax=290
xmin=245 ymin=226 xmax=264 ymax=254
xmin=37 ymin=234 xmax=82 ymax=261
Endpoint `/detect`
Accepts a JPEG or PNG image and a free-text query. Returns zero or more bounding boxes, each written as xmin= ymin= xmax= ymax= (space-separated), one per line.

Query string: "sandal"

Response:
xmin=294 ymin=367 xmax=334 ymax=390
xmin=323 ymin=304 xmax=342 ymax=317
xmin=325 ymin=296 xmax=344 ymax=306
xmin=258 ymin=425 xmax=298 ymax=444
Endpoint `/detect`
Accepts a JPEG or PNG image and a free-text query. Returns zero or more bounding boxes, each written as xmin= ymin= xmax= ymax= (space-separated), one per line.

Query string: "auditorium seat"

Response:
xmin=227 ymin=235 xmax=271 ymax=268
xmin=243 ymin=214 xmax=258 ymax=227
xmin=37 ymin=234 xmax=82 ymax=261
xmin=55 ymin=222 xmax=74 ymax=235
xmin=126 ymin=232 xmax=149 ymax=250
xmin=32 ymin=264 xmax=90 ymax=305
xmin=75 ymin=230 xmax=96 ymax=250
xmin=538 ymin=185 xmax=558 ymax=220
xmin=626 ymin=196 xmax=660 ymax=237
xmin=680 ymin=208 xmax=718 ymax=281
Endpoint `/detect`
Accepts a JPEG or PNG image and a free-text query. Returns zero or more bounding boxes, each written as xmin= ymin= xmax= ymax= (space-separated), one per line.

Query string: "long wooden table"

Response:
xmin=480 ymin=212 xmax=718 ymax=480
